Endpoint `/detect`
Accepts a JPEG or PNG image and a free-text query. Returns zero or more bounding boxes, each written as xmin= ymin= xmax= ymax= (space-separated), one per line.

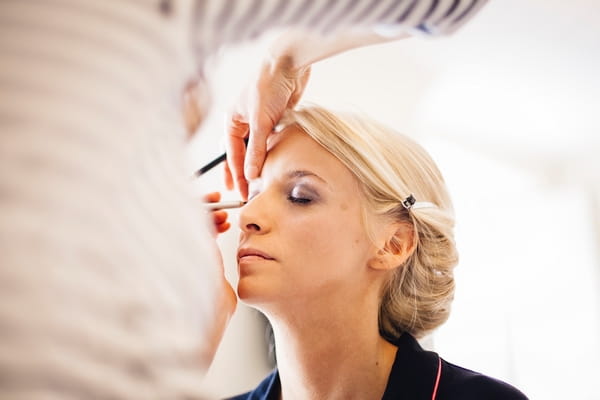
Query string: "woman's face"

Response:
xmin=237 ymin=126 xmax=381 ymax=308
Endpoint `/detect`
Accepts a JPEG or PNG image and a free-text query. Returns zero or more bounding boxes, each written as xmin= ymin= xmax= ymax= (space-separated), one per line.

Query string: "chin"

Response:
xmin=236 ymin=279 xmax=277 ymax=307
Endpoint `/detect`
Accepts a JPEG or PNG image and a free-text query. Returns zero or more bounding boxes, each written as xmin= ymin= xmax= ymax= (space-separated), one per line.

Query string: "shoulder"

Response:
xmin=226 ymin=370 xmax=279 ymax=400
xmin=438 ymin=359 xmax=529 ymax=400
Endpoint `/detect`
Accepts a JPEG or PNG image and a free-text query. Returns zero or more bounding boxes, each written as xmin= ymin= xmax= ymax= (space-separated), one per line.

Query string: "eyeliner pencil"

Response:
xmin=204 ymin=200 xmax=247 ymax=211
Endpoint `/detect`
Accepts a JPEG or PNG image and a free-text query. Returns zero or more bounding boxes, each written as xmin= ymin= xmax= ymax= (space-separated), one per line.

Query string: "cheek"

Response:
xmin=285 ymin=207 xmax=369 ymax=270
xmin=284 ymin=214 xmax=325 ymax=255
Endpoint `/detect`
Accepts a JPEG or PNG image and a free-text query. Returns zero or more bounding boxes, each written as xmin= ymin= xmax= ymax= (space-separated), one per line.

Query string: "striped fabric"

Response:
xmin=0 ymin=0 xmax=486 ymax=398
xmin=192 ymin=0 xmax=488 ymax=57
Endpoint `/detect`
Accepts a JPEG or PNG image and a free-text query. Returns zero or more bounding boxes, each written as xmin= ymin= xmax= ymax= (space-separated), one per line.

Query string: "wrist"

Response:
xmin=267 ymin=30 xmax=314 ymax=74
xmin=266 ymin=51 xmax=308 ymax=82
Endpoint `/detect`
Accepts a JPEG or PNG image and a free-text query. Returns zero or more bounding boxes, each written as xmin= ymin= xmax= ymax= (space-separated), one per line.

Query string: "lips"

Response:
xmin=237 ymin=247 xmax=275 ymax=262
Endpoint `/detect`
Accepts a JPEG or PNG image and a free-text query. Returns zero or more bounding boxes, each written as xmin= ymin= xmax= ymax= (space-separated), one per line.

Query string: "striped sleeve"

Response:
xmin=193 ymin=0 xmax=488 ymax=54
xmin=0 ymin=1 xmax=219 ymax=397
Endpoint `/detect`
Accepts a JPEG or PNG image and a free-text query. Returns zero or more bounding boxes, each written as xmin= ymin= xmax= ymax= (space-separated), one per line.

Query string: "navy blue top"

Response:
xmin=227 ymin=333 xmax=528 ymax=400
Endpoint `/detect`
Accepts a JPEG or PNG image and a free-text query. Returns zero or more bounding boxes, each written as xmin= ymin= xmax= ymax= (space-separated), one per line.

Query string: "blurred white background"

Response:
xmin=189 ymin=1 xmax=600 ymax=398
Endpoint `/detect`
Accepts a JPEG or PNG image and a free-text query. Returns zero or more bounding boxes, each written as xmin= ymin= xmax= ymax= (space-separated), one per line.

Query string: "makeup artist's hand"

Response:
xmin=205 ymin=191 xmax=231 ymax=234
xmin=225 ymin=58 xmax=311 ymax=199
xmin=201 ymin=192 xmax=237 ymax=366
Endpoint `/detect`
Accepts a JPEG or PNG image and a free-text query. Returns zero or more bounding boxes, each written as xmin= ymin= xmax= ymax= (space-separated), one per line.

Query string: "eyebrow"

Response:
xmin=285 ymin=169 xmax=328 ymax=184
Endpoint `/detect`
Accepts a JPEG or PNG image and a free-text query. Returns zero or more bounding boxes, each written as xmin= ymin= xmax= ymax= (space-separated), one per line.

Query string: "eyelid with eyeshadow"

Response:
xmin=287 ymin=183 xmax=320 ymax=204
xmin=247 ymin=176 xmax=323 ymax=203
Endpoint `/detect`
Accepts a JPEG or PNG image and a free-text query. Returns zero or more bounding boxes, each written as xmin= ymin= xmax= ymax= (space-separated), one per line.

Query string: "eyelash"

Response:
xmin=287 ymin=195 xmax=312 ymax=205
xmin=248 ymin=191 xmax=312 ymax=205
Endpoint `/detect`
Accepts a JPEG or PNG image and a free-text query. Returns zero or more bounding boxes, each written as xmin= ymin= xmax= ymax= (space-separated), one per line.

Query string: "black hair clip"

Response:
xmin=402 ymin=194 xmax=416 ymax=210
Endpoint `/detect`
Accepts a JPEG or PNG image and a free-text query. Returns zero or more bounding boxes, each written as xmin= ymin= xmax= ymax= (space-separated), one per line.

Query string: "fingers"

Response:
xmin=212 ymin=209 xmax=228 ymax=225
xmin=243 ymin=64 xmax=310 ymax=181
xmin=224 ymin=160 xmax=234 ymax=191
xmin=203 ymin=192 xmax=231 ymax=234
xmin=226 ymin=58 xmax=308 ymax=196
xmin=244 ymin=129 xmax=266 ymax=181
xmin=244 ymin=110 xmax=275 ymax=182
xmin=225 ymin=116 xmax=249 ymax=200
xmin=203 ymin=191 xmax=221 ymax=203
xmin=212 ymin=210 xmax=231 ymax=234
xmin=287 ymin=66 xmax=311 ymax=108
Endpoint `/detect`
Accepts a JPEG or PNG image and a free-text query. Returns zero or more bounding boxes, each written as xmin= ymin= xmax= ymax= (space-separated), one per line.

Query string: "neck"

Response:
xmin=266 ymin=289 xmax=397 ymax=400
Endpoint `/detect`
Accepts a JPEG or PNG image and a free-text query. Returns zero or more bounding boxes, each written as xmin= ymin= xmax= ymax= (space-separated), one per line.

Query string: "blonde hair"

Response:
xmin=280 ymin=105 xmax=458 ymax=339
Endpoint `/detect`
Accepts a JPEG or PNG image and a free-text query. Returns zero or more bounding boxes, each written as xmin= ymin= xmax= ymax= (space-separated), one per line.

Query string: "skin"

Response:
xmin=236 ymin=125 xmax=414 ymax=400
xmin=202 ymin=191 xmax=237 ymax=368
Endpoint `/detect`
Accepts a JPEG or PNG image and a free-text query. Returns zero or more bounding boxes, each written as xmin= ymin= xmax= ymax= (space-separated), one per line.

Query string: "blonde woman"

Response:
xmin=221 ymin=105 xmax=527 ymax=400
xmin=0 ymin=1 xmax=488 ymax=398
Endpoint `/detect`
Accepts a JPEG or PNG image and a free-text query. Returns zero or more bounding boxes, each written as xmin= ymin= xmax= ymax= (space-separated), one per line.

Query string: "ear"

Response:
xmin=368 ymin=222 xmax=416 ymax=271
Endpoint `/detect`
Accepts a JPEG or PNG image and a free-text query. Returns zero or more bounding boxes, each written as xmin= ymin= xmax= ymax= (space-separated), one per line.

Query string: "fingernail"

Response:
xmin=245 ymin=165 xmax=258 ymax=180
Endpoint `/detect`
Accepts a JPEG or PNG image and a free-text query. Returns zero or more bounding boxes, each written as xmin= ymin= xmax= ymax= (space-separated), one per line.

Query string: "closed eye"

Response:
xmin=287 ymin=184 xmax=317 ymax=205
xmin=287 ymin=195 xmax=312 ymax=204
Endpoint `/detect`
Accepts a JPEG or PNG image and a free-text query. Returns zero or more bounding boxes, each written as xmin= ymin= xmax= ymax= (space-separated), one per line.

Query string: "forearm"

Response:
xmin=268 ymin=28 xmax=410 ymax=73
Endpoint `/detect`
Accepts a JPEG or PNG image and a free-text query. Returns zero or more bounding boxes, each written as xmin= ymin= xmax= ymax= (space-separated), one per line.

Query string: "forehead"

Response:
xmin=266 ymin=124 xmax=312 ymax=154
xmin=263 ymin=125 xmax=353 ymax=184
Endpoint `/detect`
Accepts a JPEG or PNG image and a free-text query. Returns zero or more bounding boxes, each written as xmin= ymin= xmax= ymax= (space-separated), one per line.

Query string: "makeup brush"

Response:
xmin=195 ymin=137 xmax=249 ymax=177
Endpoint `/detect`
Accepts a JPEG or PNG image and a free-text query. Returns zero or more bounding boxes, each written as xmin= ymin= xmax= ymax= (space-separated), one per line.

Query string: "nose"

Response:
xmin=238 ymin=193 xmax=270 ymax=235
